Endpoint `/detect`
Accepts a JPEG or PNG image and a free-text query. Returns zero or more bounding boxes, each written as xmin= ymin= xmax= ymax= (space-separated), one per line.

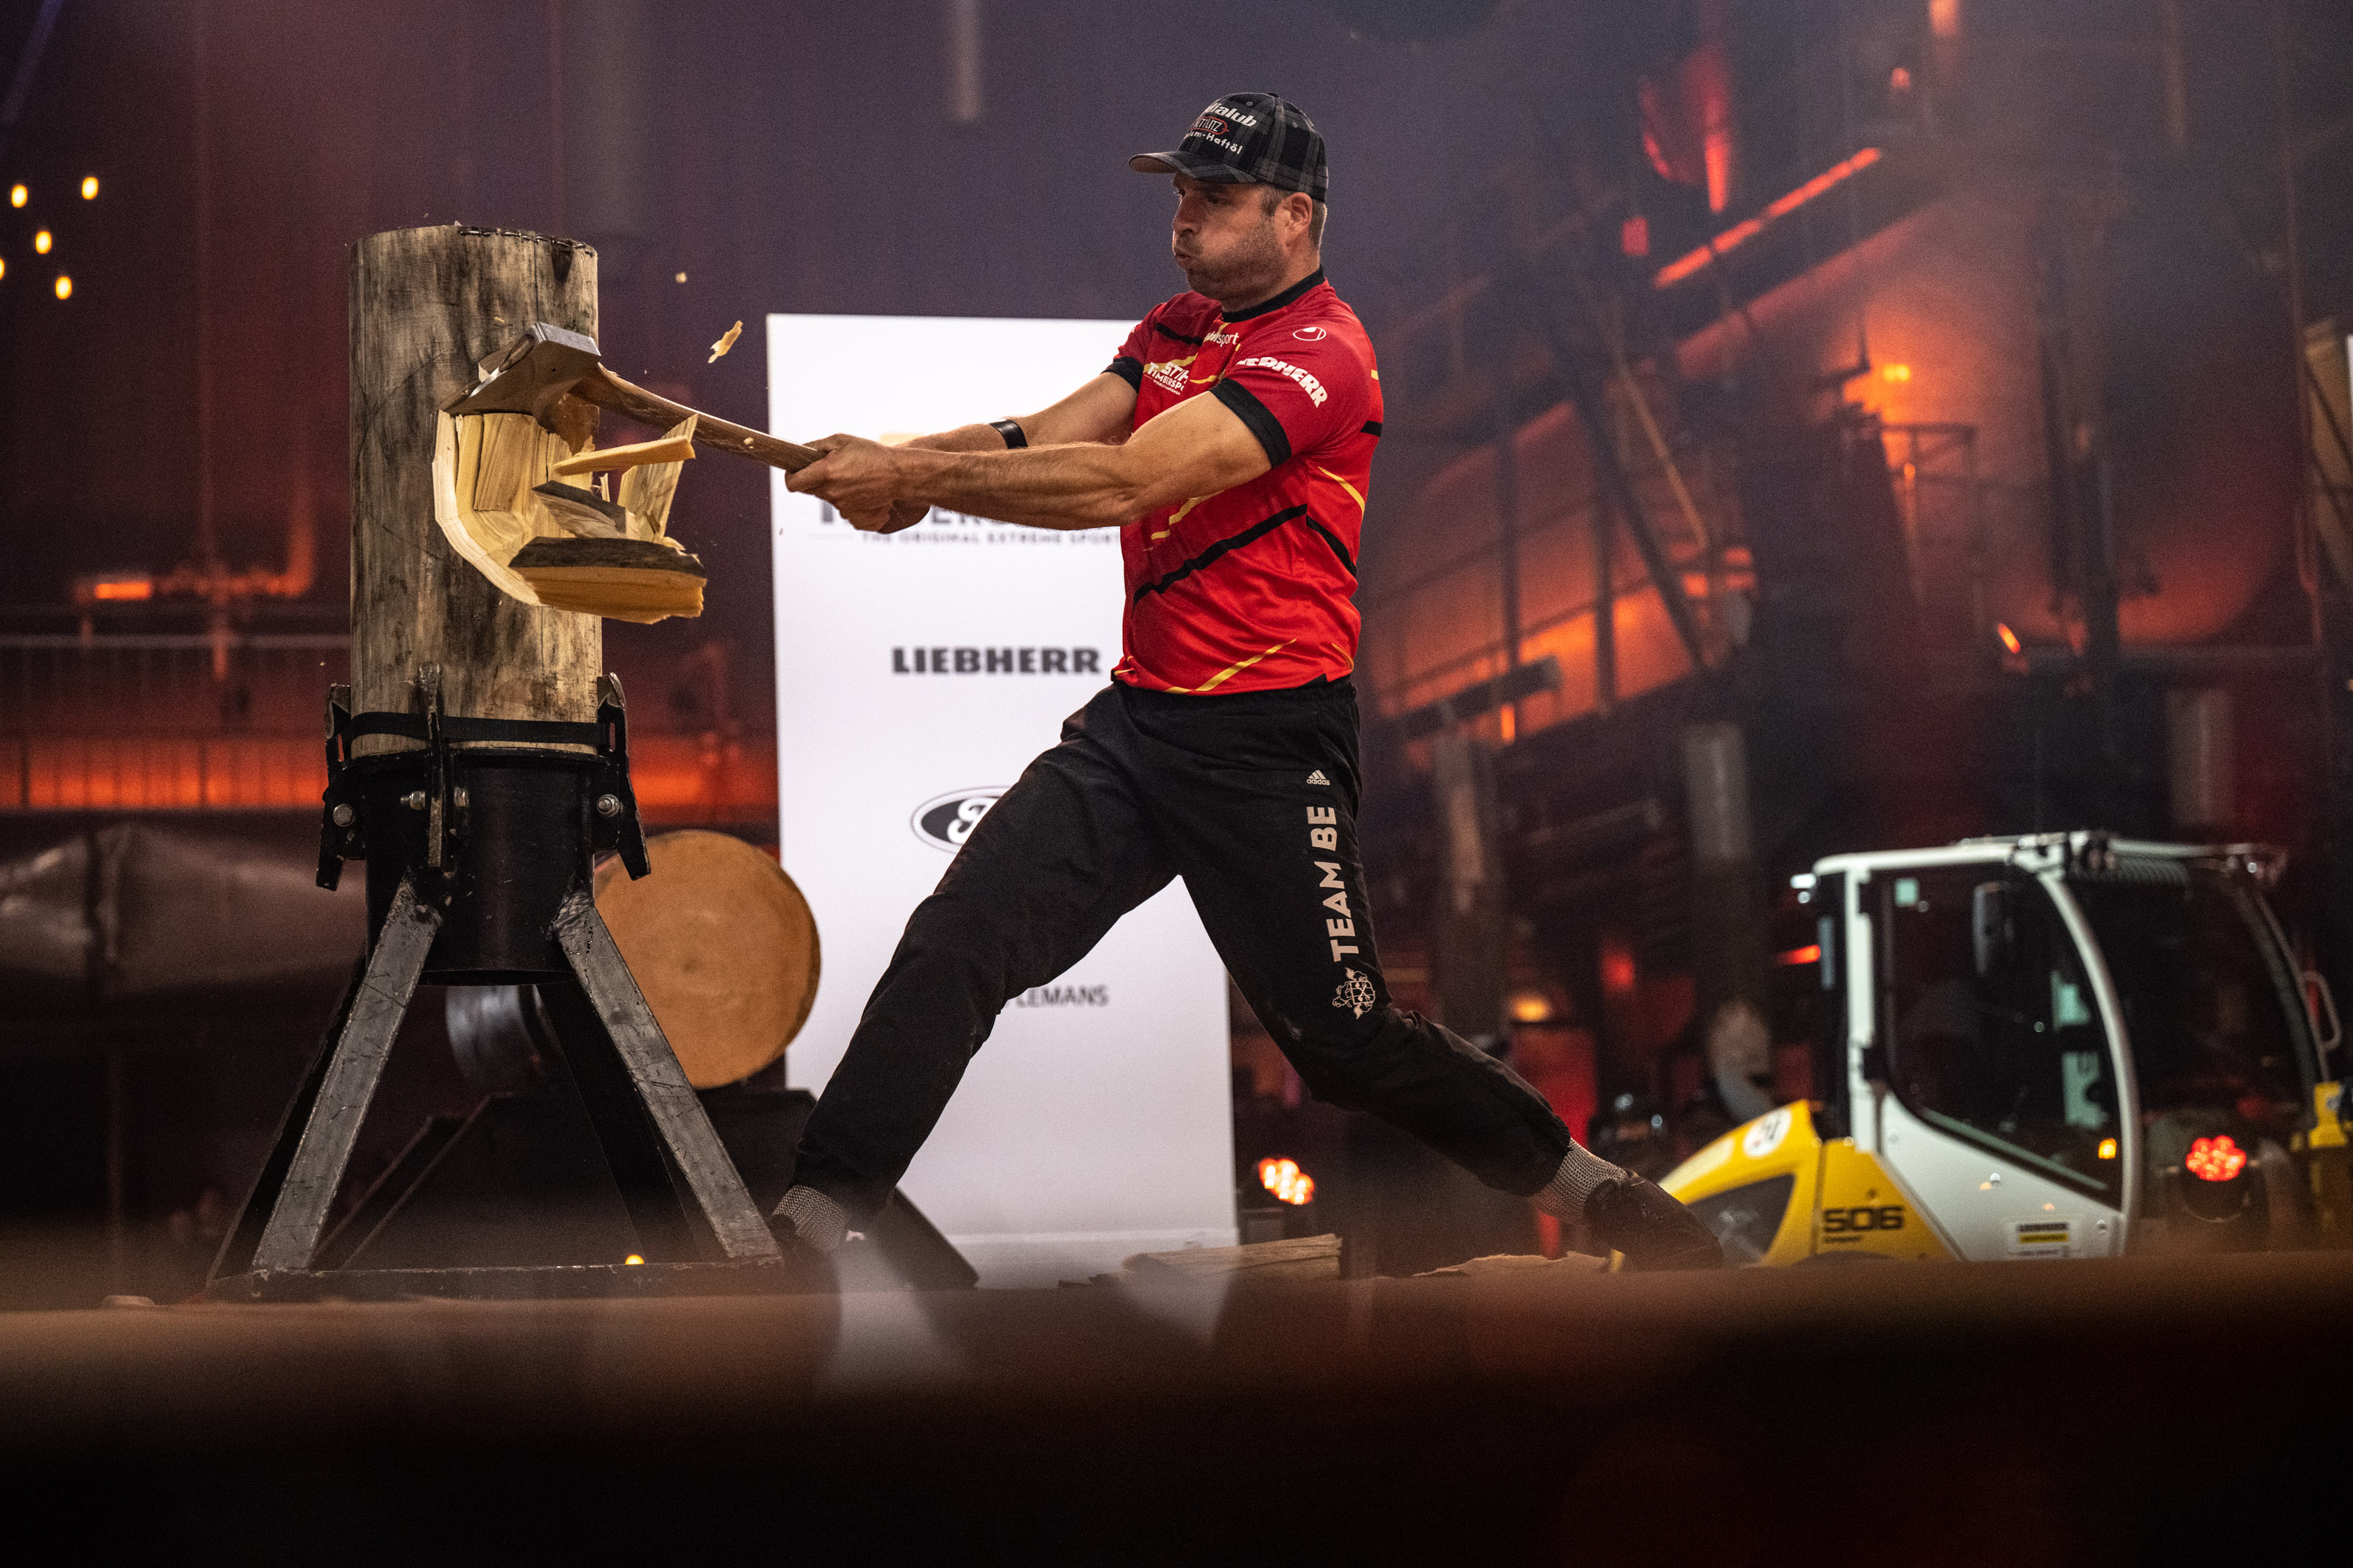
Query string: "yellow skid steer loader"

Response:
xmin=1663 ymin=833 xmax=2349 ymax=1263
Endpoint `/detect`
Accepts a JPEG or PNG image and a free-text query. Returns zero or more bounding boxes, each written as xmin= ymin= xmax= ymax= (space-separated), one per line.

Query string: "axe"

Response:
xmin=443 ymin=323 xmax=821 ymax=473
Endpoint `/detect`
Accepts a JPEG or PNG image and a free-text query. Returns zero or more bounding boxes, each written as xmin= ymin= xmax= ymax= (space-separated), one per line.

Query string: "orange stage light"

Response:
xmin=1996 ymin=622 xmax=2023 ymax=656
xmin=1258 ymin=1158 xmax=1316 ymax=1206
xmin=1775 ymin=943 xmax=1823 ymax=967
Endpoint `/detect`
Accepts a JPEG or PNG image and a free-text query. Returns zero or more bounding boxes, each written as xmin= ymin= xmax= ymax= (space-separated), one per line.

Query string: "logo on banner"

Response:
xmin=912 ymin=788 xmax=1005 ymax=852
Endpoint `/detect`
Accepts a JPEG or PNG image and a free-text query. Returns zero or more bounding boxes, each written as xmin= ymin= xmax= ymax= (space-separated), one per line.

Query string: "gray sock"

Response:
xmin=1529 ymin=1144 xmax=1630 ymax=1221
xmin=771 ymin=1184 xmax=849 ymax=1252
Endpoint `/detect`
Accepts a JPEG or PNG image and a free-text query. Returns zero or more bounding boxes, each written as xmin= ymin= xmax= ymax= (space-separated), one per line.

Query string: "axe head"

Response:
xmin=442 ymin=323 xmax=601 ymax=423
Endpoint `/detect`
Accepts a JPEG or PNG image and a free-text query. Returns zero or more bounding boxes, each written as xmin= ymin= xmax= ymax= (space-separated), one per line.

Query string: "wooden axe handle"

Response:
xmin=576 ymin=365 xmax=823 ymax=473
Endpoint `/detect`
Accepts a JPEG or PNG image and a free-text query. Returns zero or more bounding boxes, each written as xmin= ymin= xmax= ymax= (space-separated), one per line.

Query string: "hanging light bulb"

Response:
xmin=34 ymin=229 xmax=51 ymax=254
xmin=81 ymin=176 xmax=99 ymax=199
xmin=8 ymin=184 xmax=25 ymax=207
xmin=54 ymin=274 xmax=71 ymax=299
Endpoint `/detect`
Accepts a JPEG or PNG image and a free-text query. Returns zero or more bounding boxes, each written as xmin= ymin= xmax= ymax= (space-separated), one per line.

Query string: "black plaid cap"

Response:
xmin=1129 ymin=92 xmax=1329 ymax=204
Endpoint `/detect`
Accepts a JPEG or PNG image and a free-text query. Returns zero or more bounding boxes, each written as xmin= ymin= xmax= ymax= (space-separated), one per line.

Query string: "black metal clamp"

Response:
xmin=591 ymin=672 xmax=651 ymax=880
xmin=317 ymin=684 xmax=363 ymax=890
xmin=317 ymin=668 xmax=652 ymax=891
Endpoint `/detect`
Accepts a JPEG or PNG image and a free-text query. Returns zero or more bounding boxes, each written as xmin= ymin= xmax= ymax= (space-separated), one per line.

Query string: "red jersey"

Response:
xmin=1104 ymin=270 xmax=1382 ymax=693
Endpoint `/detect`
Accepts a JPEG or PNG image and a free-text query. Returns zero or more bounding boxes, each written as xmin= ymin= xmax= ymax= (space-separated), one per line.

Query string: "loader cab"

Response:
xmin=1666 ymin=833 xmax=2346 ymax=1264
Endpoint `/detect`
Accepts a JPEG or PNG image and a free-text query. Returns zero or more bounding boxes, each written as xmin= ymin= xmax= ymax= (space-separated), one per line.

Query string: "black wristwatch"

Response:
xmin=990 ymin=418 xmax=1027 ymax=449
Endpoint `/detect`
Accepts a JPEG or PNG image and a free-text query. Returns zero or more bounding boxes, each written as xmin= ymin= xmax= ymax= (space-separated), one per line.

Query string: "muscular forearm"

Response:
xmin=896 ymin=423 xmax=1012 ymax=455
xmin=890 ymin=442 xmax=1153 ymax=532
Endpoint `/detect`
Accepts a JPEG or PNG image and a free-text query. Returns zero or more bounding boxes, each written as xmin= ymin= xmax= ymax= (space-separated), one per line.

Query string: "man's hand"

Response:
xmin=785 ymin=434 xmax=916 ymax=532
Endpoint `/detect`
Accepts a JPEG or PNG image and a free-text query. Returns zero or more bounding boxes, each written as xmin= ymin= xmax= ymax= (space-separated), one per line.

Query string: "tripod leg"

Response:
xmin=210 ymin=952 xmax=368 ymax=1283
xmin=551 ymin=889 xmax=780 ymax=1261
xmin=537 ymin=978 xmax=701 ymax=1263
xmin=248 ymin=876 xmax=442 ymax=1273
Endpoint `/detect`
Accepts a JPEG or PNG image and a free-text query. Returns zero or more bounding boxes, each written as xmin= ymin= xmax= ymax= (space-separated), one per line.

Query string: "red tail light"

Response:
xmin=2185 ymin=1135 xmax=2247 ymax=1183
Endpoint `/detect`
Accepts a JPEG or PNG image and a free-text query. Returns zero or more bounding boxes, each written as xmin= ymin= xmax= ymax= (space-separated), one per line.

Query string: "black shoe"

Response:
xmin=765 ymin=1212 xmax=841 ymax=1294
xmin=1585 ymin=1176 xmax=1725 ymax=1271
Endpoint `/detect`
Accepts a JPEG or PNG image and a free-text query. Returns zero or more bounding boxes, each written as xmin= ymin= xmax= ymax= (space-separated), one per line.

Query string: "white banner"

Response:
xmin=768 ymin=314 xmax=1235 ymax=1286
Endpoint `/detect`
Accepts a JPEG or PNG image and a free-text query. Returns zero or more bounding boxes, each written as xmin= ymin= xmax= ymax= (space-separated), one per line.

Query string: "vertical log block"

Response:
xmin=350 ymin=226 xmax=601 ymax=755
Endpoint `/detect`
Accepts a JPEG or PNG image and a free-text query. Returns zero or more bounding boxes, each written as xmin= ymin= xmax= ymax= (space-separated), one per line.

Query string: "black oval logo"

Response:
xmin=912 ymin=788 xmax=1004 ymax=852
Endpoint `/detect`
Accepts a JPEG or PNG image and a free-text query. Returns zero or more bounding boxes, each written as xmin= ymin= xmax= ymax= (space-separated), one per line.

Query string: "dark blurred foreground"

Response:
xmin=0 ymin=1252 xmax=2342 ymax=1563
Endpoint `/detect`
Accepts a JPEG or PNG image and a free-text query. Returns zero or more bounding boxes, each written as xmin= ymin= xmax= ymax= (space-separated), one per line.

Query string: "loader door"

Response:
xmin=1870 ymin=867 xmax=2127 ymax=1259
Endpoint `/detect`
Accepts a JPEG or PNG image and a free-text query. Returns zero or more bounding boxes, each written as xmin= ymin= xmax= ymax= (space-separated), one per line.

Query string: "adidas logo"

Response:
xmin=1306 ymin=770 xmax=1330 ymax=786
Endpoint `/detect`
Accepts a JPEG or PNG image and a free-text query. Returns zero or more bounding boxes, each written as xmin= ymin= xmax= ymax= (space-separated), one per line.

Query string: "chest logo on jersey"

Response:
xmin=1236 ymin=355 xmax=1327 ymax=407
xmin=1206 ymin=326 xmax=1241 ymax=346
xmin=1144 ymin=354 xmax=1196 ymax=395
xmin=1293 ymin=326 xmax=1327 ymax=342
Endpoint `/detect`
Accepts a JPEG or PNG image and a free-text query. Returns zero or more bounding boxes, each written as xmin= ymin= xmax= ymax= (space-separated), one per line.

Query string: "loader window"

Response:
xmin=1879 ymin=870 xmax=2120 ymax=1200
xmin=2067 ymin=869 xmax=2310 ymax=1139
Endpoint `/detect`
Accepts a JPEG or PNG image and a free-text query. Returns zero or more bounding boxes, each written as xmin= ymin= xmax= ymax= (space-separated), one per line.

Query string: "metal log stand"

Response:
xmin=208 ymin=226 xmax=782 ymax=1302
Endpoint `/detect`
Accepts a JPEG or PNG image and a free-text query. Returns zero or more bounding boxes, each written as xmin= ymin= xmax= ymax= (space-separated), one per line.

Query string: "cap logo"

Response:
xmin=1293 ymin=326 xmax=1327 ymax=341
xmin=1195 ymin=115 xmax=1233 ymax=138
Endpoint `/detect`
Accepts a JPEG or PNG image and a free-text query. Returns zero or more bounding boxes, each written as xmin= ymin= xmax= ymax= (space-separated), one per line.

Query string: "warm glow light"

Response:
xmin=1929 ymin=0 xmax=1963 ymax=40
xmin=1258 ymin=1157 xmax=1316 ymax=1206
xmin=81 ymin=176 xmax=98 ymax=199
xmin=8 ymin=184 xmax=24 ymax=207
xmin=674 ymin=271 xmax=687 ymax=282
xmin=2185 ymin=1134 xmax=2248 ymax=1183
xmin=1996 ymin=622 xmax=2023 ymax=656
xmin=1880 ymin=362 xmax=1912 ymax=383
xmin=1620 ymin=214 xmax=1649 ymax=258
xmin=53 ymin=274 xmax=71 ymax=299
xmin=1508 ymin=989 xmax=1554 ymax=1023
xmin=33 ymin=229 xmax=51 ymax=254
xmin=1654 ymin=148 xmax=1883 ymax=287
xmin=1889 ymin=67 xmax=1913 ymax=93
xmin=1776 ymin=943 xmax=1824 ymax=967
xmin=1602 ymin=945 xmax=1638 ymax=996
xmin=90 ymin=578 xmax=152 ymax=601
xmin=623 ymin=1253 xmax=646 ymax=1265
xmin=0 ymin=258 xmax=7 ymax=279
xmin=2097 ymin=1137 xmax=2118 ymax=1160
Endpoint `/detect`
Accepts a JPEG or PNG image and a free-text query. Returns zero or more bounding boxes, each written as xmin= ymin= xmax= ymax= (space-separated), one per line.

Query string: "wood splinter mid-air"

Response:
xmin=431 ymin=321 xmax=816 ymax=623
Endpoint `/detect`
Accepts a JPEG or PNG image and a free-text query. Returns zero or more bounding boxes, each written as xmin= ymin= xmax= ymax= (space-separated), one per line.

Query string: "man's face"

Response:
xmin=1169 ymin=174 xmax=1285 ymax=302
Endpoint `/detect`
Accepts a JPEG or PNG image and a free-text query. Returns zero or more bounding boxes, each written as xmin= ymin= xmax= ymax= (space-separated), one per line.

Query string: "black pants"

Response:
xmin=790 ymin=678 xmax=1575 ymax=1221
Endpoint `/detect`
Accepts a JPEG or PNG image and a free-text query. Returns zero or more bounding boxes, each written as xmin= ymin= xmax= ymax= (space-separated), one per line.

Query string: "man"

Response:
xmin=774 ymin=93 xmax=1721 ymax=1270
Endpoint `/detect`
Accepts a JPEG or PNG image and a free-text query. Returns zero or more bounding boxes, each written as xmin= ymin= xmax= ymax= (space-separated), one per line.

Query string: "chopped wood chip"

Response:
xmin=707 ymin=319 xmax=743 ymax=362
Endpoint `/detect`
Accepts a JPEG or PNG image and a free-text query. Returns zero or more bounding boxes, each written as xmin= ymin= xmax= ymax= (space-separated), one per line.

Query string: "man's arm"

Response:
xmin=788 ymin=387 xmax=1270 ymax=533
xmin=858 ymin=372 xmax=1139 ymax=531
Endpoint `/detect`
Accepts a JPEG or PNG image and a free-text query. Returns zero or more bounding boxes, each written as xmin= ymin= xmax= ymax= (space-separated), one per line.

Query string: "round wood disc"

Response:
xmin=592 ymin=830 xmax=820 ymax=1089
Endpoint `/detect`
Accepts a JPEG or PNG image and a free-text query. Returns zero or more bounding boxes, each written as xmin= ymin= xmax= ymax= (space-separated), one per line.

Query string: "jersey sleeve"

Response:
xmin=1210 ymin=332 xmax=1371 ymax=468
xmin=1107 ymin=312 xmax=1157 ymax=390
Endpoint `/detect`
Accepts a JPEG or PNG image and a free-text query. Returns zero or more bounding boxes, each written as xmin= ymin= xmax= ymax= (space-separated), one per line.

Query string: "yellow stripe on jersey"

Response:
xmin=1167 ymin=640 xmax=1293 ymax=694
xmin=1307 ymin=463 xmax=1365 ymax=515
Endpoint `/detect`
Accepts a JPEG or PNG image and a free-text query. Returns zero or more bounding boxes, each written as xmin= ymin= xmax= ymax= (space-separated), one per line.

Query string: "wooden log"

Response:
xmin=1121 ymin=1234 xmax=1342 ymax=1285
xmin=350 ymin=226 xmax=601 ymax=756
